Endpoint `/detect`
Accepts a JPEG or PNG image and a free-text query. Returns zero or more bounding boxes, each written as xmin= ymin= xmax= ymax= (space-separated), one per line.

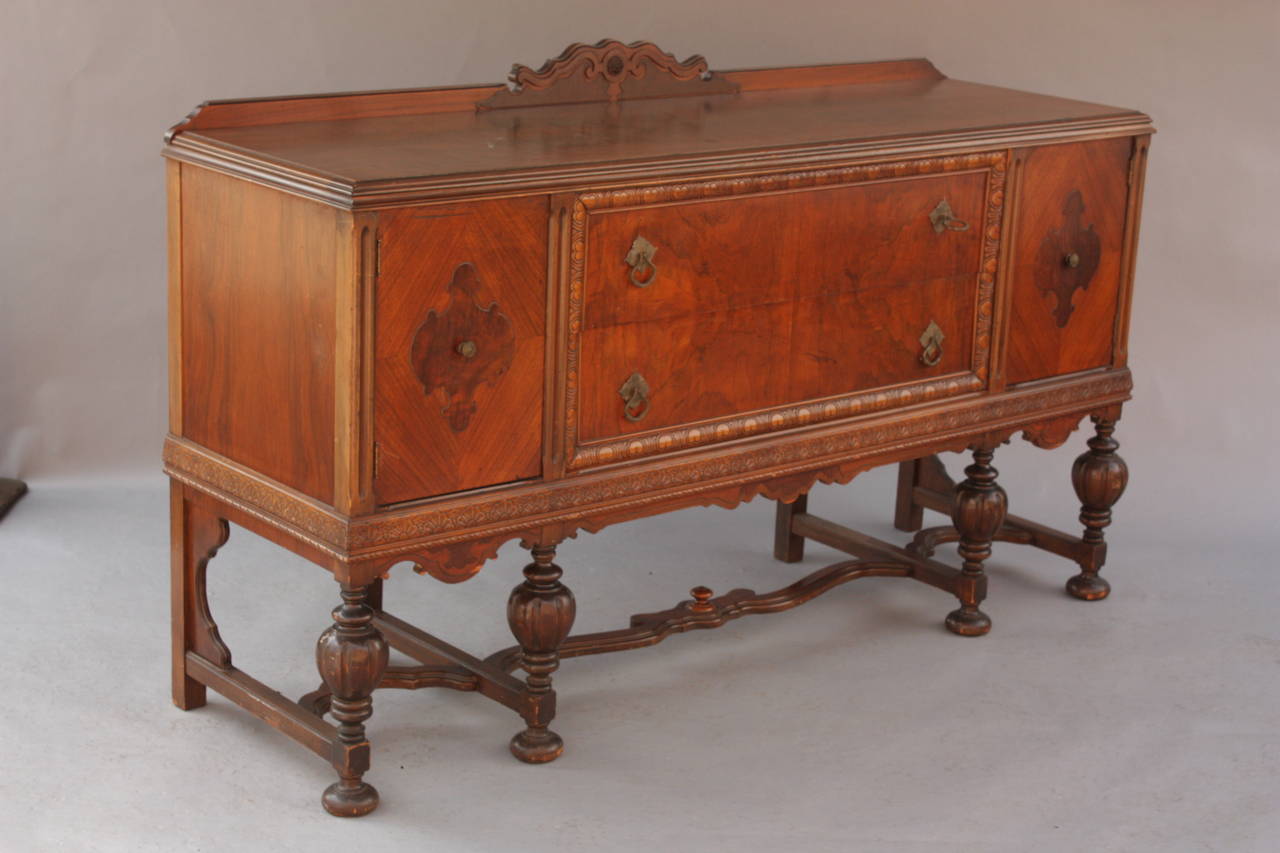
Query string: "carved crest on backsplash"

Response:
xmin=478 ymin=39 xmax=739 ymax=109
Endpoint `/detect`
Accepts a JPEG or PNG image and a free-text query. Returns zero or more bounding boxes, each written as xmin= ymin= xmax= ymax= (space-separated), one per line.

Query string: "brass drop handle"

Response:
xmin=456 ymin=340 xmax=478 ymax=359
xmin=918 ymin=320 xmax=945 ymax=367
xmin=928 ymin=199 xmax=969 ymax=233
xmin=1064 ymin=252 xmax=1081 ymax=268
xmin=618 ymin=371 xmax=651 ymax=422
xmin=624 ymin=235 xmax=658 ymax=287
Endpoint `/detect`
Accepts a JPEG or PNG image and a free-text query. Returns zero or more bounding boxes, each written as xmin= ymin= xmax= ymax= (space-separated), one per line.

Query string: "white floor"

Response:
xmin=2 ymin=452 xmax=1277 ymax=852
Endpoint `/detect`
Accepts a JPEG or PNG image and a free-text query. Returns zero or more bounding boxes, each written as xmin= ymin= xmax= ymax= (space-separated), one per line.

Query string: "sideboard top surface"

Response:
xmin=164 ymin=53 xmax=1152 ymax=207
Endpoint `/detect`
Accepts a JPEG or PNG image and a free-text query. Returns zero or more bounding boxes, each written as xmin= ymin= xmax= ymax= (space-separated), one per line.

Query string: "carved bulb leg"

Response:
xmin=1067 ymin=416 xmax=1128 ymax=600
xmin=507 ymin=544 xmax=576 ymax=763
xmin=316 ymin=583 xmax=389 ymax=817
xmin=946 ymin=447 xmax=1007 ymax=636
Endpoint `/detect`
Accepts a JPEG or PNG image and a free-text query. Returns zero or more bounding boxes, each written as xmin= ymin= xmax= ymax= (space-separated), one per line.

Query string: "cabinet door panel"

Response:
xmin=1005 ymin=138 xmax=1131 ymax=384
xmin=374 ymin=198 xmax=547 ymax=504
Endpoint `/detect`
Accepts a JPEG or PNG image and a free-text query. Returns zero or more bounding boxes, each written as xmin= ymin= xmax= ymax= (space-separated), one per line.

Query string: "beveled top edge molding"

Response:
xmin=162 ymin=113 xmax=1153 ymax=210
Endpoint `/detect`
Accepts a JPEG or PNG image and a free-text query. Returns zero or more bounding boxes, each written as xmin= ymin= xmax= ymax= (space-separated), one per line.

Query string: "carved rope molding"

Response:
xmin=562 ymin=151 xmax=1008 ymax=471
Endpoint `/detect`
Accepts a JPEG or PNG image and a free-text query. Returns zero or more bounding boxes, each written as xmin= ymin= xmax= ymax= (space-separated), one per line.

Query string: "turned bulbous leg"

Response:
xmin=507 ymin=544 xmax=576 ymax=763
xmin=316 ymin=583 xmax=389 ymax=817
xmin=1067 ymin=416 xmax=1128 ymax=600
xmin=946 ymin=447 xmax=1007 ymax=636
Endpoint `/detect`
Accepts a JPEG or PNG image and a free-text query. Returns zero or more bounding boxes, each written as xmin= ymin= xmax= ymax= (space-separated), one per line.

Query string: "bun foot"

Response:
xmin=321 ymin=781 xmax=380 ymax=817
xmin=945 ymin=607 xmax=992 ymax=637
xmin=1066 ymin=573 xmax=1110 ymax=601
xmin=510 ymin=727 xmax=564 ymax=764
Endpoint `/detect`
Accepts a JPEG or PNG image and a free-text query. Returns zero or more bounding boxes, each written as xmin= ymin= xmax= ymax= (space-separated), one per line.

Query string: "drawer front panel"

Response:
xmin=789 ymin=274 xmax=977 ymax=403
xmin=1005 ymin=138 xmax=1132 ymax=384
xmin=584 ymin=170 xmax=986 ymax=329
xmin=565 ymin=153 xmax=1007 ymax=466
xmin=374 ymin=198 xmax=547 ymax=504
xmin=579 ymin=302 xmax=795 ymax=439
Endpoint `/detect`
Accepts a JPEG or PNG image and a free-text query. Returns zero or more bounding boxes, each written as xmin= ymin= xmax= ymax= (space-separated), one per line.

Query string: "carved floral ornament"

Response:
xmin=478 ymin=39 xmax=738 ymax=109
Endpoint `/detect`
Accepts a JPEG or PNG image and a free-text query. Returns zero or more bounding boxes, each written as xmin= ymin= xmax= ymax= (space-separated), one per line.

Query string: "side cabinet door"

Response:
xmin=373 ymin=198 xmax=547 ymax=504
xmin=1005 ymin=137 xmax=1133 ymax=384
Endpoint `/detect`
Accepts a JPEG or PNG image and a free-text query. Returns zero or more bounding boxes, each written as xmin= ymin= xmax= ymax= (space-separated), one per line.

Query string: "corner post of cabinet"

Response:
xmin=988 ymin=147 xmax=1027 ymax=396
xmin=166 ymin=158 xmax=185 ymax=436
xmin=1112 ymin=134 xmax=1151 ymax=369
xmin=543 ymin=192 xmax=577 ymax=481
xmin=335 ymin=209 xmax=381 ymax=517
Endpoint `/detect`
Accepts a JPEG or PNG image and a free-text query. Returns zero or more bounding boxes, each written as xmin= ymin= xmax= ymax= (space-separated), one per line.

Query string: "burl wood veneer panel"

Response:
xmin=179 ymin=164 xmax=339 ymax=504
xmin=1005 ymin=137 xmax=1132 ymax=384
xmin=578 ymin=169 xmax=987 ymax=441
xmin=373 ymin=197 xmax=548 ymax=505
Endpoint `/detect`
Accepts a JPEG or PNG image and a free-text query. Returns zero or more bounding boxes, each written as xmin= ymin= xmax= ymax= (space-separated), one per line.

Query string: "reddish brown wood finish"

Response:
xmin=1004 ymin=137 xmax=1132 ymax=384
xmin=163 ymin=43 xmax=1152 ymax=818
xmin=172 ymin=79 xmax=1143 ymax=194
xmin=565 ymin=153 xmax=1005 ymax=465
xmin=179 ymin=165 xmax=340 ymax=503
xmin=170 ymin=481 xmax=230 ymax=709
xmin=372 ymin=198 xmax=547 ymax=504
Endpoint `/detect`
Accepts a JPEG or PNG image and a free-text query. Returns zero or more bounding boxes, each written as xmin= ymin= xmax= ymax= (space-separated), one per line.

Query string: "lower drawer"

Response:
xmin=578 ymin=275 xmax=976 ymax=443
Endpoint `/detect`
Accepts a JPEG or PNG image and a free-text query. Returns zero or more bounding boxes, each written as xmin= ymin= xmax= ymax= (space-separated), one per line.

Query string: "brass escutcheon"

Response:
xmin=918 ymin=320 xmax=945 ymax=367
xmin=624 ymin=235 xmax=658 ymax=287
xmin=618 ymin=371 xmax=651 ymax=422
xmin=928 ymin=199 xmax=969 ymax=234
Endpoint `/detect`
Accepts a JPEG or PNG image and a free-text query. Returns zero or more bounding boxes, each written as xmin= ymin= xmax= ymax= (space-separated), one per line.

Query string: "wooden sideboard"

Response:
xmin=163 ymin=41 xmax=1152 ymax=816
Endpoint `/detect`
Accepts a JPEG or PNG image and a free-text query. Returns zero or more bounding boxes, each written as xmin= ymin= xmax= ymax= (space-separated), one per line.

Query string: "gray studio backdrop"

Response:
xmin=2 ymin=0 xmax=1277 ymax=531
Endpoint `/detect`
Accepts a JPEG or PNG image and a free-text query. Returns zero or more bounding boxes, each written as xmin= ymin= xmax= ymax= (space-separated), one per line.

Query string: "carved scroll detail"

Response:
xmin=478 ymin=40 xmax=738 ymax=109
xmin=1021 ymin=413 xmax=1086 ymax=449
xmin=192 ymin=516 xmax=232 ymax=667
xmin=410 ymin=263 xmax=515 ymax=432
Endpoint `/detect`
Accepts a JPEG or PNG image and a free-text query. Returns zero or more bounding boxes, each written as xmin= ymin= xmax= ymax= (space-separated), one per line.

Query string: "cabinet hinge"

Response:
xmin=375 ymin=236 xmax=382 ymax=278
xmin=372 ymin=441 xmax=381 ymax=481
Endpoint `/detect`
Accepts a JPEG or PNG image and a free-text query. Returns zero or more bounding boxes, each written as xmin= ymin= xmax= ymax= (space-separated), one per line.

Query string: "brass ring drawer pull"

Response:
xmin=928 ymin=199 xmax=969 ymax=233
xmin=918 ymin=320 xmax=945 ymax=367
xmin=624 ymin=235 xmax=658 ymax=287
xmin=618 ymin=372 xmax=651 ymax=422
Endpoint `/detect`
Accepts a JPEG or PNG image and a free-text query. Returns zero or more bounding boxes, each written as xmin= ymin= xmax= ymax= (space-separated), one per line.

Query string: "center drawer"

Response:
xmin=565 ymin=154 xmax=1005 ymax=468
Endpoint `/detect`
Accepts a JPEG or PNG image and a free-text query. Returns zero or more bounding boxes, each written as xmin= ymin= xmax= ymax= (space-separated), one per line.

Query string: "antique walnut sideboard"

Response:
xmin=162 ymin=41 xmax=1152 ymax=816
